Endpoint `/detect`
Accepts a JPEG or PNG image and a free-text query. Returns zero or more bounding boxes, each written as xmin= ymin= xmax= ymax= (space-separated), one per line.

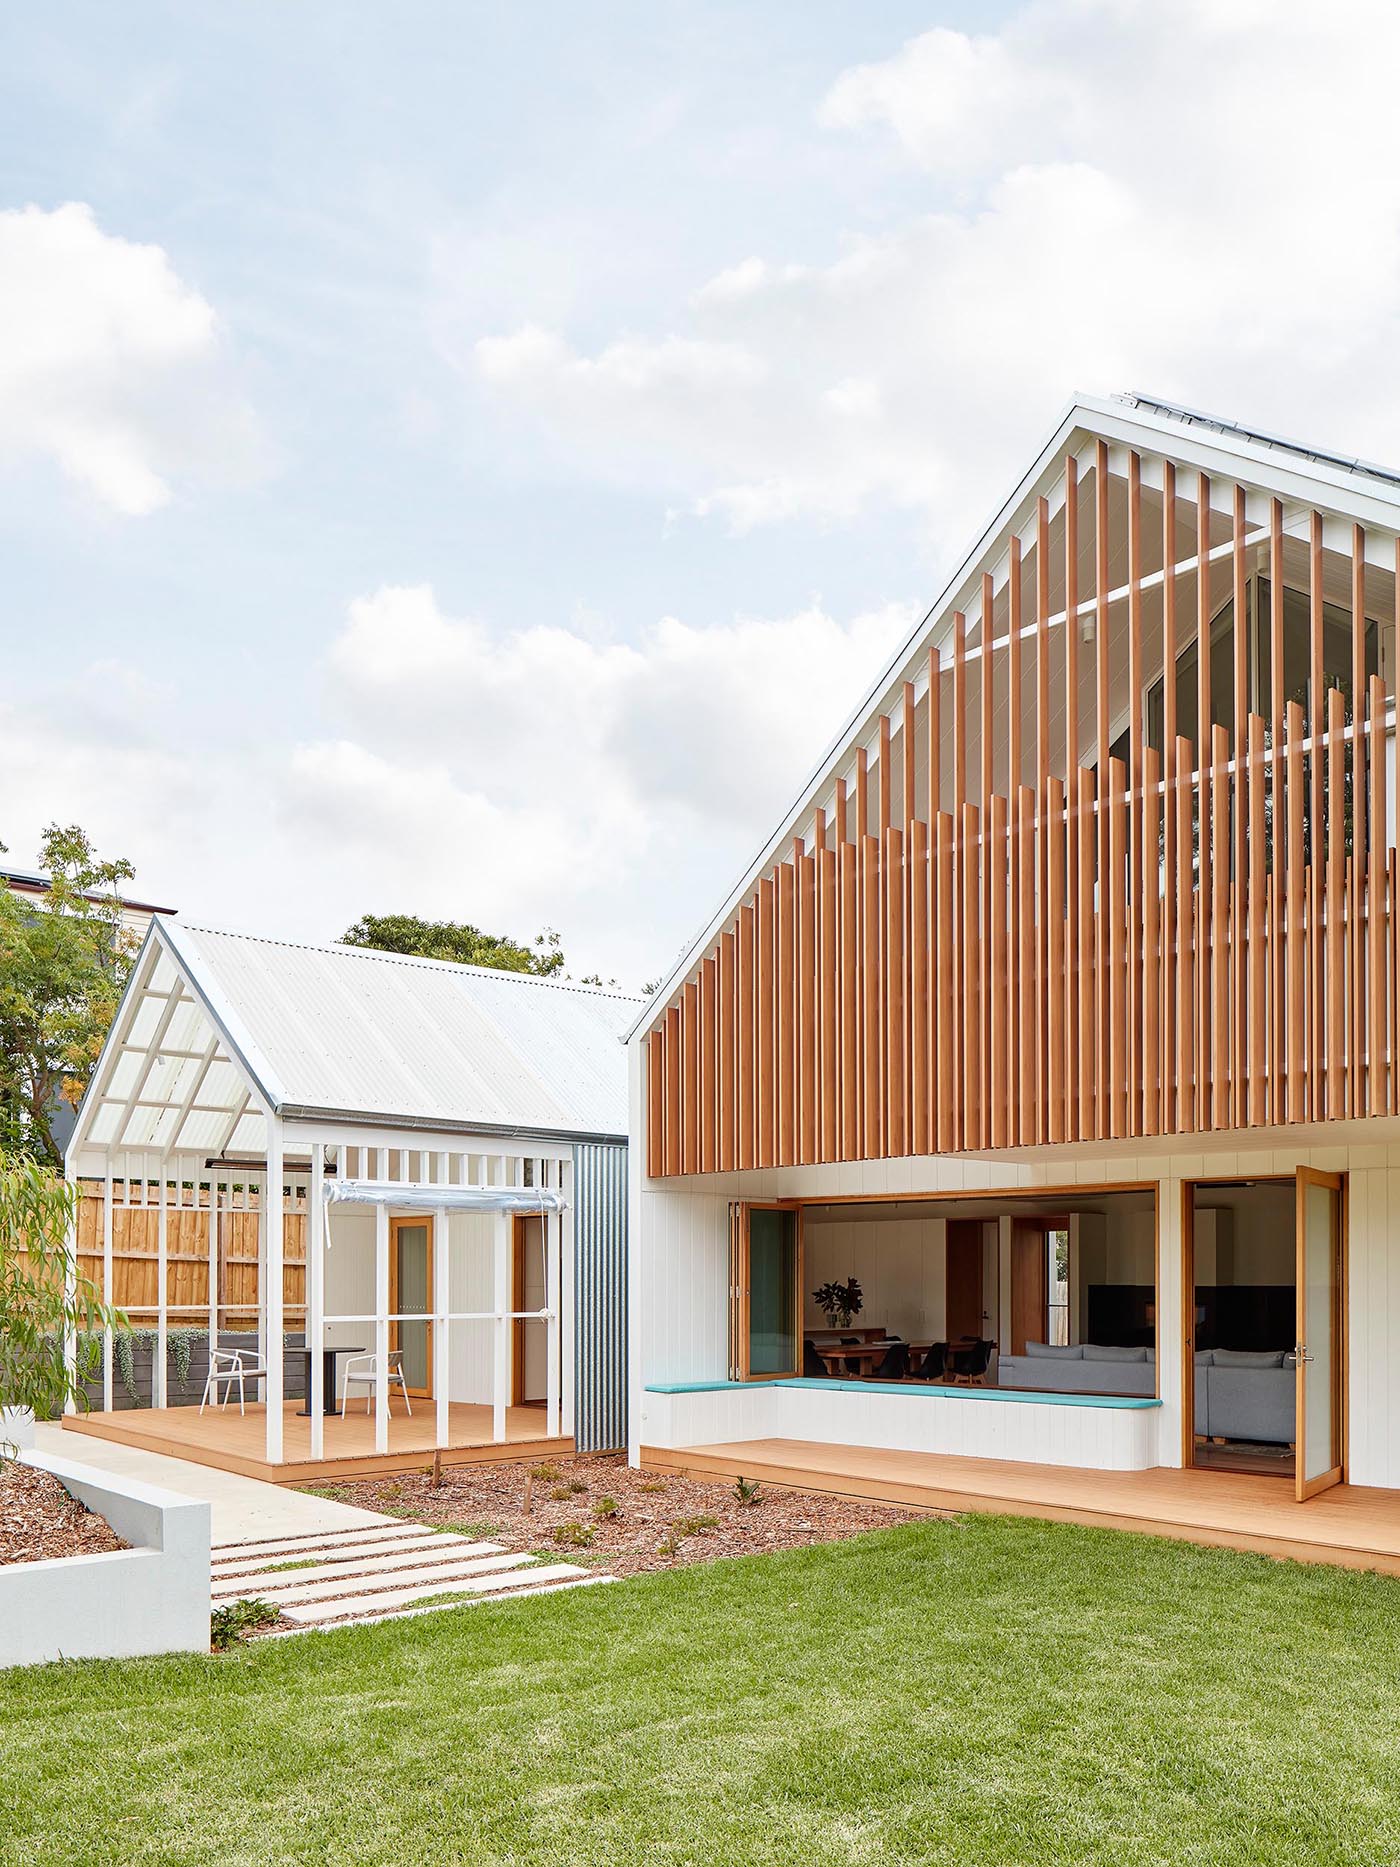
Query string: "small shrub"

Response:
xmin=549 ymin=1520 xmax=595 ymax=1549
xmin=592 ymin=1496 xmax=619 ymax=1520
xmin=210 ymin=1599 xmax=280 ymax=1650
xmin=530 ymin=1463 xmax=562 ymax=1482
xmin=382 ymin=1482 xmax=403 ymax=1499
xmin=567 ymin=1478 xmax=587 ymax=1495
xmin=733 ymin=1476 xmax=764 ymax=1507
xmin=656 ymin=1530 xmax=684 ymax=1557
xmin=671 ymin=1513 xmax=720 ymax=1537
xmin=549 ymin=1483 xmax=574 ymax=1501
xmin=638 ymin=1477 xmax=668 ymax=1493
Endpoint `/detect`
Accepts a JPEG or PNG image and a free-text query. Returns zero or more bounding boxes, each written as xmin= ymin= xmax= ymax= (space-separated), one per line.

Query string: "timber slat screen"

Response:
xmin=646 ymin=448 xmax=1400 ymax=1174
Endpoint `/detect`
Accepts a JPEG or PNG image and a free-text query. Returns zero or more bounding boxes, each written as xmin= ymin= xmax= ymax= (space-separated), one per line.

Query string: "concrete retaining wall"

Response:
xmin=0 ymin=1449 xmax=211 ymax=1668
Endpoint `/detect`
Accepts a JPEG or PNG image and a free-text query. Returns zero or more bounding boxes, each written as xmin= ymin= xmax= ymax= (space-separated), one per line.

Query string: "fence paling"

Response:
xmin=76 ymin=1186 xmax=307 ymax=1325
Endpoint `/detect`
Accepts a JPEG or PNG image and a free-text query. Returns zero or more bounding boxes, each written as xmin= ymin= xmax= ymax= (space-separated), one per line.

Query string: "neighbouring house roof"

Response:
xmin=73 ymin=918 xmax=640 ymax=1164
xmin=1 ymin=866 xmax=175 ymax=919
xmin=627 ymin=388 xmax=1400 ymax=1042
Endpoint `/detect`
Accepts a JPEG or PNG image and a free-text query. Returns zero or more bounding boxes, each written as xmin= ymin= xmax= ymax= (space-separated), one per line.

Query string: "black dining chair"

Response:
xmin=915 ymin=1342 xmax=947 ymax=1382
xmin=803 ymin=1339 xmax=832 ymax=1377
xmin=947 ymin=1339 xmax=994 ymax=1385
xmin=870 ymin=1341 xmax=909 ymax=1381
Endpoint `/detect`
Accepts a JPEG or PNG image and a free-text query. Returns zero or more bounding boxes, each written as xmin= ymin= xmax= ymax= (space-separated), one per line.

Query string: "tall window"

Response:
xmin=1046 ymin=1229 xmax=1069 ymax=1346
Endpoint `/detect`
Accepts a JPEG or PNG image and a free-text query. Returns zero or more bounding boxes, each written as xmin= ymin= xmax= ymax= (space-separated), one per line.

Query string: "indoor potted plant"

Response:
xmin=813 ymin=1276 xmax=864 ymax=1330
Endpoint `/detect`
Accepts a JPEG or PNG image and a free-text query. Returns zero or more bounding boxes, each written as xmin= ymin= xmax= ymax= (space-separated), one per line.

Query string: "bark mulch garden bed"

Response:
xmin=0 ymin=1460 xmax=128 ymax=1566
xmin=302 ymin=1454 xmax=924 ymax=1578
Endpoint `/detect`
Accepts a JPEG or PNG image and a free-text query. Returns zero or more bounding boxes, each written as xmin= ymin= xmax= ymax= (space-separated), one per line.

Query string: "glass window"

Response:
xmin=747 ymin=1207 xmax=798 ymax=1375
xmin=1046 ymin=1229 xmax=1069 ymax=1346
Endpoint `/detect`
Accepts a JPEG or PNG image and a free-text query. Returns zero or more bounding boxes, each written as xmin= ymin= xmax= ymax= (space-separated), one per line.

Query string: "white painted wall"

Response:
xmin=633 ymin=1116 xmax=1400 ymax=1489
xmin=447 ymin=1210 xmax=497 ymax=1406
xmin=803 ymin=1213 xmax=946 ymax=1341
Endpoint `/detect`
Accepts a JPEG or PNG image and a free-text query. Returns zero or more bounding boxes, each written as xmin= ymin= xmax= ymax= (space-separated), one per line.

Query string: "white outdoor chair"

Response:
xmin=200 ymin=1347 xmax=268 ymax=1416
xmin=340 ymin=1351 xmax=413 ymax=1418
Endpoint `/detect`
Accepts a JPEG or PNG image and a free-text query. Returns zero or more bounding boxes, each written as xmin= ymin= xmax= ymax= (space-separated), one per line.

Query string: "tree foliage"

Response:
xmin=0 ymin=1153 xmax=125 ymax=1434
xmin=341 ymin=912 xmax=565 ymax=975
xmin=0 ymin=825 xmax=139 ymax=1167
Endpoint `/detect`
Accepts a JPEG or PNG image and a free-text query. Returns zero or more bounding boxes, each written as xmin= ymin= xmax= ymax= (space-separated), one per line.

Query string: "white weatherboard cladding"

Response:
xmin=173 ymin=923 xmax=635 ymax=1137
xmin=640 ymin=1386 xmax=1159 ymax=1473
xmin=635 ymin=1124 xmax=1400 ymax=1490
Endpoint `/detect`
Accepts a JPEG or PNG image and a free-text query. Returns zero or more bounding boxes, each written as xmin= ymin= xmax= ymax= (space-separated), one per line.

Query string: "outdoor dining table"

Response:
xmin=293 ymin=1344 xmax=366 ymax=1416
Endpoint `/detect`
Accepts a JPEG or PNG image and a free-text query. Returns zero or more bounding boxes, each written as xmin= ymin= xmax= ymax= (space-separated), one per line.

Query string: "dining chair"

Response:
xmin=871 ymin=1341 xmax=910 ymax=1380
xmin=947 ymin=1339 xmax=995 ymax=1385
xmin=803 ymin=1340 xmax=832 ymax=1377
xmin=340 ymin=1350 xmax=414 ymax=1417
xmin=914 ymin=1342 xmax=947 ymax=1382
xmin=199 ymin=1347 xmax=267 ymax=1416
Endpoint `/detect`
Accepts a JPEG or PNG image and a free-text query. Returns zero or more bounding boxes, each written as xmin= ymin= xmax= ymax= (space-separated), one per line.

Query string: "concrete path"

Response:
xmin=37 ymin=1422 xmax=393 ymax=1545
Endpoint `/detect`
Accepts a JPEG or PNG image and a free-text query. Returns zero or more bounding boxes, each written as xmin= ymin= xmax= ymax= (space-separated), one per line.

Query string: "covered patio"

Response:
xmin=63 ymin=920 xmax=635 ymax=1476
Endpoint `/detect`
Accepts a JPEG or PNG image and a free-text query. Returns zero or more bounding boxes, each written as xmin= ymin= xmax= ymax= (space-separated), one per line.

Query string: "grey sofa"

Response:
xmin=1194 ymin=1350 xmax=1295 ymax=1445
xmin=997 ymin=1342 xmax=1156 ymax=1398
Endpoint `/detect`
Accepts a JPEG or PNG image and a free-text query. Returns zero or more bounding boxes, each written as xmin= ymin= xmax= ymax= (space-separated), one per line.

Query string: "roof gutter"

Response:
xmin=277 ymin=1102 xmax=628 ymax=1149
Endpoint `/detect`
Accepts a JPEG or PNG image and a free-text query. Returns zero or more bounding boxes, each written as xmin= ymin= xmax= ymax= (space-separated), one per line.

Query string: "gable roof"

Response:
xmin=628 ymin=388 xmax=1400 ymax=1041
xmin=75 ymin=918 xmax=639 ymax=1162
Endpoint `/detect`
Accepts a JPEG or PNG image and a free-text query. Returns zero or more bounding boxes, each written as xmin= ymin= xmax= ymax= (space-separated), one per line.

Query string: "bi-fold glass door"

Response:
xmin=728 ymin=1203 xmax=802 ymax=1380
xmin=1295 ymin=1168 xmax=1343 ymax=1502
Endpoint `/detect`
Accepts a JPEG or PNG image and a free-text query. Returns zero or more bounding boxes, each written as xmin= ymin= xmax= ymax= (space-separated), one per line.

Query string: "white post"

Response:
xmin=264 ymin=1123 xmax=284 ymax=1465
xmin=545 ymin=1205 xmax=560 ymax=1442
xmin=309 ymin=1144 xmax=325 ymax=1461
xmin=102 ymin=1168 xmax=114 ymax=1413
xmin=493 ymin=1213 xmax=508 ymax=1443
xmin=62 ymin=1162 xmax=79 ymax=1415
xmin=434 ymin=1205 xmax=449 ymax=1452
xmin=256 ymin=1173 xmax=268 ymax=1400
xmin=156 ymin=1169 xmax=168 ymax=1409
xmin=206 ymin=1176 xmax=218 ymax=1356
xmin=374 ymin=1201 xmax=390 ymax=1455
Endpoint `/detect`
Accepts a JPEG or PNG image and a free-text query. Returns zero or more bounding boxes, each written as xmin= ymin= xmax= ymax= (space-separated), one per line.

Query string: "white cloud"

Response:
xmin=0 ymin=591 xmax=911 ymax=987
xmin=287 ymin=584 xmax=913 ymax=978
xmin=0 ymin=202 xmax=257 ymax=514
xmin=462 ymin=1 xmax=1400 ymax=555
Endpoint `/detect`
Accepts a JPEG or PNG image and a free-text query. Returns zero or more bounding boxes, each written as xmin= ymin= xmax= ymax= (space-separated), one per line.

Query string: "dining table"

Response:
xmin=293 ymin=1344 xmax=367 ymax=1416
xmin=811 ymin=1339 xmax=905 ymax=1377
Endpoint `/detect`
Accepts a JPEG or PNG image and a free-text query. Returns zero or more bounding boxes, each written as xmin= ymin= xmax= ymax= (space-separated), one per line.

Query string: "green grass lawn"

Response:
xmin=5 ymin=1514 xmax=1400 ymax=1866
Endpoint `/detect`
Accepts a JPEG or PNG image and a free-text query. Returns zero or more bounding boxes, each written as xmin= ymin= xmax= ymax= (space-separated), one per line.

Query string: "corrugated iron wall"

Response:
xmin=572 ymin=1141 xmax=628 ymax=1453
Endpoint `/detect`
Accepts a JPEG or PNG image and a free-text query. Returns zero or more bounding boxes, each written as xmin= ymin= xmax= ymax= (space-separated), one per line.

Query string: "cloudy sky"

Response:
xmin=5 ymin=2 xmax=1399 ymax=988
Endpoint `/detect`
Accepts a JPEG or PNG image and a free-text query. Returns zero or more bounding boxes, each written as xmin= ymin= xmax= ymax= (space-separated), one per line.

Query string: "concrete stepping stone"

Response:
xmin=279 ymin=1561 xmax=596 ymax=1624
xmin=212 ymin=1523 xmax=430 ymax=1563
xmin=214 ymin=1530 xmax=462 ymax=1578
xmin=216 ymin=1549 xmax=522 ymax=1606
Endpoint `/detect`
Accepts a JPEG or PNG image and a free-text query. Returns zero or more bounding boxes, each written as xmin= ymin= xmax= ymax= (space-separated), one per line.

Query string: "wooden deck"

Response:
xmin=642 ymin=1437 xmax=1400 ymax=1578
xmin=64 ymin=1401 xmax=572 ymax=1485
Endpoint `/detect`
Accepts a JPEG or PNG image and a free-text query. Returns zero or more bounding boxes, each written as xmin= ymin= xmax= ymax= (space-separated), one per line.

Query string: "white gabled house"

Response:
xmin=625 ymin=392 xmax=1400 ymax=1573
xmin=65 ymin=918 xmax=634 ymax=1478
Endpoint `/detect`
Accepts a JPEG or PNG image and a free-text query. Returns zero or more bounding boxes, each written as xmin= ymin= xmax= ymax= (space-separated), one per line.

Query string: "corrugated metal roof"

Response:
xmin=167 ymin=923 xmax=638 ymax=1140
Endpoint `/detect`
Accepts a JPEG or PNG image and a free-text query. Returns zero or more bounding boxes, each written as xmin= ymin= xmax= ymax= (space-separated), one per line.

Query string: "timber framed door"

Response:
xmin=1009 ymin=1219 xmax=1051 ymax=1356
xmin=728 ymin=1203 xmax=802 ymax=1380
xmin=511 ymin=1215 xmax=547 ymax=1406
xmin=945 ymin=1221 xmax=984 ymax=1341
xmin=389 ymin=1216 xmax=434 ymax=1399
xmin=1294 ymin=1169 xmax=1345 ymax=1501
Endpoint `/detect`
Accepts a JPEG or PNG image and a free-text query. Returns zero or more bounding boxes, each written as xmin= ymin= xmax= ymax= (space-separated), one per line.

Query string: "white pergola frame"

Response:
xmin=66 ymin=922 xmax=574 ymax=1466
